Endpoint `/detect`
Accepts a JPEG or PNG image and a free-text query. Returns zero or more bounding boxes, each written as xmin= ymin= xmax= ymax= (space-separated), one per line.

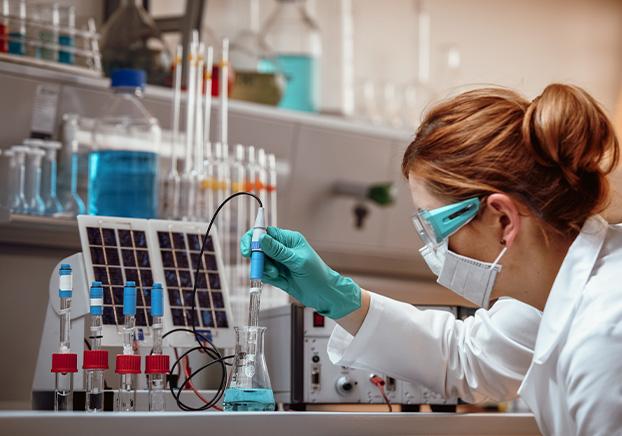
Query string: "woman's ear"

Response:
xmin=484 ymin=194 xmax=521 ymax=248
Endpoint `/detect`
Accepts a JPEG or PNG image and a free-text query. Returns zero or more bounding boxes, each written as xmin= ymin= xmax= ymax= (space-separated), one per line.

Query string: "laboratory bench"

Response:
xmin=0 ymin=411 xmax=540 ymax=436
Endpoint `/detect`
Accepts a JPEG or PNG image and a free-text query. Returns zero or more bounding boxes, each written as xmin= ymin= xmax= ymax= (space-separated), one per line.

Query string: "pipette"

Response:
xmin=146 ymin=283 xmax=169 ymax=412
xmin=163 ymin=44 xmax=183 ymax=219
xmin=180 ymin=31 xmax=199 ymax=220
xmin=83 ymin=281 xmax=108 ymax=412
xmin=51 ymin=264 xmax=78 ymax=411
xmin=268 ymin=153 xmax=278 ymax=226
xmin=194 ymin=43 xmax=206 ymax=219
xmin=220 ymin=38 xmax=229 ymax=146
xmin=115 ymin=281 xmax=140 ymax=412
xmin=203 ymin=46 xmax=214 ymax=148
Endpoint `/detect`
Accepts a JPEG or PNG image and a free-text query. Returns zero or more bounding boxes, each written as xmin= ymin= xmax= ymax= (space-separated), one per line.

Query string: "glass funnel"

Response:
xmin=223 ymin=326 xmax=275 ymax=411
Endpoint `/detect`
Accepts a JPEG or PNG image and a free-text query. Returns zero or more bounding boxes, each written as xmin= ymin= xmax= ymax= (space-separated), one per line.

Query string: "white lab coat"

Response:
xmin=327 ymin=216 xmax=622 ymax=435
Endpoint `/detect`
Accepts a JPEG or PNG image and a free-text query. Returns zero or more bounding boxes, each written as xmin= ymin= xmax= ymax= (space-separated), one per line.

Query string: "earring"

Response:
xmin=500 ymin=239 xmax=506 ymax=245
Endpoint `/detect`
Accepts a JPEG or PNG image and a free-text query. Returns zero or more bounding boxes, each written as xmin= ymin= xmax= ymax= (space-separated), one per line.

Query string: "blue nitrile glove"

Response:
xmin=240 ymin=226 xmax=361 ymax=319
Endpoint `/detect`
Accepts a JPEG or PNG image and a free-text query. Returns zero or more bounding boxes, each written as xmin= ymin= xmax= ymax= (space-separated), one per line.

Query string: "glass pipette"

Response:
xmin=194 ymin=42 xmax=206 ymax=220
xmin=219 ymin=38 xmax=229 ymax=147
xmin=163 ymin=44 xmax=183 ymax=219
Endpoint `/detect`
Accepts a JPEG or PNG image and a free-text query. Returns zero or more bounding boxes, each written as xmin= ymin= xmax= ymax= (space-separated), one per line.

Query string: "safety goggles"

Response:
xmin=412 ymin=197 xmax=480 ymax=247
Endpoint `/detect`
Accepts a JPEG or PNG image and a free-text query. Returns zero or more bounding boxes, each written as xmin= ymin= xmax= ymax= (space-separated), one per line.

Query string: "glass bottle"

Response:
xmin=100 ymin=0 xmax=171 ymax=86
xmin=260 ymin=0 xmax=321 ymax=112
xmin=89 ymin=69 xmax=161 ymax=218
xmin=223 ymin=326 xmax=275 ymax=411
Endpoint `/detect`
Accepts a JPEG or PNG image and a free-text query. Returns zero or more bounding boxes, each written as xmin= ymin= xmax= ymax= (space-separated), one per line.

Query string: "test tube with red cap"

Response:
xmin=83 ymin=281 xmax=108 ymax=412
xmin=51 ymin=264 xmax=78 ymax=411
xmin=115 ymin=281 xmax=140 ymax=411
xmin=145 ymin=283 xmax=169 ymax=411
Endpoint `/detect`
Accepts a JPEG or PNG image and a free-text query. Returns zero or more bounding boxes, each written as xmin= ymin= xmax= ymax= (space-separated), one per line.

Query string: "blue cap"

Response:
xmin=90 ymin=281 xmax=103 ymax=315
xmin=250 ymin=243 xmax=265 ymax=281
xmin=110 ymin=69 xmax=146 ymax=89
xmin=123 ymin=281 xmax=137 ymax=316
xmin=59 ymin=263 xmax=72 ymax=298
xmin=151 ymin=283 xmax=163 ymax=317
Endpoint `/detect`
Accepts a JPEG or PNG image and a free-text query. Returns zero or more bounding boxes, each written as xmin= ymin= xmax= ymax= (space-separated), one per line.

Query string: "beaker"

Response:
xmin=223 ymin=326 xmax=275 ymax=411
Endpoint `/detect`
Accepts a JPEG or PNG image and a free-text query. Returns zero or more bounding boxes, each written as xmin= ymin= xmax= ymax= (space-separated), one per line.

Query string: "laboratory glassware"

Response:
xmin=90 ymin=69 xmax=161 ymax=219
xmin=260 ymin=0 xmax=321 ymax=112
xmin=0 ymin=149 xmax=13 ymax=219
xmin=100 ymin=0 xmax=171 ymax=86
xmin=25 ymin=147 xmax=46 ymax=216
xmin=83 ymin=281 xmax=108 ymax=412
xmin=0 ymin=0 xmax=8 ymax=53
xmin=115 ymin=281 xmax=140 ymax=412
xmin=9 ymin=145 xmax=28 ymax=213
xmin=34 ymin=3 xmax=59 ymax=61
xmin=193 ymin=43 xmax=206 ymax=220
xmin=223 ymin=326 xmax=275 ymax=411
xmin=180 ymin=32 xmax=198 ymax=221
xmin=162 ymin=44 xmax=182 ymax=219
xmin=59 ymin=114 xmax=86 ymax=217
xmin=36 ymin=140 xmax=64 ymax=216
xmin=51 ymin=264 xmax=78 ymax=411
xmin=267 ymin=153 xmax=278 ymax=227
xmin=145 ymin=283 xmax=169 ymax=412
xmin=7 ymin=0 xmax=25 ymax=55
xmin=220 ymin=38 xmax=230 ymax=146
xmin=58 ymin=5 xmax=76 ymax=64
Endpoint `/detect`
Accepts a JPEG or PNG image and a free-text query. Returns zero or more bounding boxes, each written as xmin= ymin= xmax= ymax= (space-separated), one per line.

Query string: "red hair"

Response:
xmin=402 ymin=84 xmax=619 ymax=235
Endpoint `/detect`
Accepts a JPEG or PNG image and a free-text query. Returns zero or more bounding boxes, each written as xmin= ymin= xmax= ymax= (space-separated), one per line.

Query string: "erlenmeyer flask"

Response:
xmin=223 ymin=326 xmax=275 ymax=411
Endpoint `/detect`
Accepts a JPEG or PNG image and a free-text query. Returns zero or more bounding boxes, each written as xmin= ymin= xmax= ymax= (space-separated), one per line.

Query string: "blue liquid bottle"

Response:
xmin=223 ymin=326 xmax=275 ymax=412
xmin=261 ymin=0 xmax=321 ymax=113
xmin=88 ymin=69 xmax=161 ymax=218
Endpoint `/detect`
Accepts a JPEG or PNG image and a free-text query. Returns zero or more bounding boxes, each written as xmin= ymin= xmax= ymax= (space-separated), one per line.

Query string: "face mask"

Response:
xmin=420 ymin=241 xmax=507 ymax=309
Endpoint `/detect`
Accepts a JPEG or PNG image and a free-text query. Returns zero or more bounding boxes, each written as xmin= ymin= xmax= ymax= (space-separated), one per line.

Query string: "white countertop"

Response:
xmin=0 ymin=411 xmax=540 ymax=436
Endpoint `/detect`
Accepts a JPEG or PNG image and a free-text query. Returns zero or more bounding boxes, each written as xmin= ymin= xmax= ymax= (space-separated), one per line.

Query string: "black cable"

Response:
xmin=164 ymin=192 xmax=263 ymax=411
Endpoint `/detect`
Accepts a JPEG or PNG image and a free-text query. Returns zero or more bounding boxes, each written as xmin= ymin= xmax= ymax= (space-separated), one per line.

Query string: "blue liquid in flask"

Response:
xmin=261 ymin=54 xmax=317 ymax=113
xmin=223 ymin=388 xmax=275 ymax=412
xmin=88 ymin=150 xmax=158 ymax=218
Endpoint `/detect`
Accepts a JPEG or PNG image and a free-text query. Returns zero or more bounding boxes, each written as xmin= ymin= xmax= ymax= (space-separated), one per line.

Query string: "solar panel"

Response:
xmin=149 ymin=219 xmax=234 ymax=348
xmin=78 ymin=215 xmax=235 ymax=349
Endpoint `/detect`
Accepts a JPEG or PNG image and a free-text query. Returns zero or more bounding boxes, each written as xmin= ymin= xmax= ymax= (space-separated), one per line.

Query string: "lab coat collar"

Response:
xmin=533 ymin=215 xmax=608 ymax=364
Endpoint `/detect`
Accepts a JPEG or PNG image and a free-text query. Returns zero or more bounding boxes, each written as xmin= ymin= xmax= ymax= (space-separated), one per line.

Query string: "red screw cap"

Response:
xmin=83 ymin=350 xmax=109 ymax=370
xmin=145 ymin=354 xmax=170 ymax=374
xmin=51 ymin=353 xmax=78 ymax=373
xmin=115 ymin=354 xmax=141 ymax=374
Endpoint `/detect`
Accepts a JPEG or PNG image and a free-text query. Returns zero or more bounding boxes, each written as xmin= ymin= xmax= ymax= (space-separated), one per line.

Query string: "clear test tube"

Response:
xmin=268 ymin=153 xmax=278 ymax=227
xmin=25 ymin=147 xmax=46 ymax=216
xmin=58 ymin=5 xmax=75 ymax=64
xmin=35 ymin=3 xmax=59 ymax=61
xmin=0 ymin=0 xmax=8 ymax=53
xmin=163 ymin=44 xmax=182 ymax=219
xmin=8 ymin=0 xmax=26 ymax=55
xmin=246 ymin=146 xmax=258 ymax=235
xmin=202 ymin=142 xmax=216 ymax=220
xmin=217 ymin=143 xmax=232 ymax=265
xmin=39 ymin=141 xmax=63 ymax=216
xmin=60 ymin=114 xmax=86 ymax=217
xmin=231 ymin=144 xmax=247 ymax=325
xmin=9 ymin=146 xmax=27 ymax=213
xmin=194 ymin=43 xmax=206 ymax=220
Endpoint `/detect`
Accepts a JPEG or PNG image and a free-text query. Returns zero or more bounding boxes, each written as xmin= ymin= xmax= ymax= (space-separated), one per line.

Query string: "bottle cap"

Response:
xmin=145 ymin=354 xmax=170 ymax=374
xmin=51 ymin=352 xmax=78 ymax=373
xmin=151 ymin=283 xmax=163 ymax=317
xmin=83 ymin=349 xmax=109 ymax=370
xmin=123 ymin=281 xmax=137 ymax=316
xmin=115 ymin=354 xmax=141 ymax=374
xmin=90 ymin=281 xmax=104 ymax=315
xmin=111 ymin=69 xmax=146 ymax=89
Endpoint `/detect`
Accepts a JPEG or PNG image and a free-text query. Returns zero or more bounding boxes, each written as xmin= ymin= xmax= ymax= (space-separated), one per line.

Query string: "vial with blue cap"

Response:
xmin=145 ymin=283 xmax=169 ymax=412
xmin=115 ymin=281 xmax=140 ymax=411
xmin=83 ymin=281 xmax=108 ymax=412
xmin=52 ymin=263 xmax=78 ymax=411
xmin=88 ymin=68 xmax=161 ymax=218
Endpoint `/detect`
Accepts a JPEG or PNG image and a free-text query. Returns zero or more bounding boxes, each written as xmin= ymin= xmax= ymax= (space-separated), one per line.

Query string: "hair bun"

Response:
xmin=522 ymin=84 xmax=618 ymax=188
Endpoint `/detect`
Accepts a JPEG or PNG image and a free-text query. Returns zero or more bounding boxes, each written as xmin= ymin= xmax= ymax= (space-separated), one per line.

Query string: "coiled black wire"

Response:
xmin=162 ymin=192 xmax=263 ymax=411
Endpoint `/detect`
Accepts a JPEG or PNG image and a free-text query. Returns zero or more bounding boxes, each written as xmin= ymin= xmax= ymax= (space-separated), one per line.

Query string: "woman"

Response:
xmin=242 ymin=84 xmax=622 ymax=435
